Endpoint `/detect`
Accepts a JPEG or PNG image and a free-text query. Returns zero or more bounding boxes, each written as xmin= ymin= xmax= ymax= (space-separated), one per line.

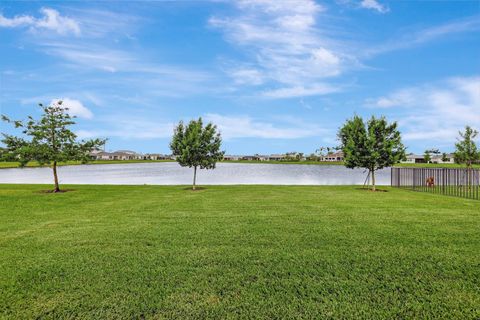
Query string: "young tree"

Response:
xmin=454 ymin=126 xmax=479 ymax=168
xmin=1 ymin=101 xmax=105 ymax=192
xmin=441 ymin=152 xmax=449 ymax=163
xmin=306 ymin=153 xmax=319 ymax=161
xmin=285 ymin=152 xmax=298 ymax=161
xmin=423 ymin=150 xmax=432 ymax=164
xmin=338 ymin=115 xmax=406 ymax=191
xmin=424 ymin=148 xmax=439 ymax=163
xmin=170 ymin=118 xmax=224 ymax=190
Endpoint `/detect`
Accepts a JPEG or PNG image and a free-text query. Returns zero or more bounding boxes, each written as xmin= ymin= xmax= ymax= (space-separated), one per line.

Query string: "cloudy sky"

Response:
xmin=0 ymin=0 xmax=479 ymax=154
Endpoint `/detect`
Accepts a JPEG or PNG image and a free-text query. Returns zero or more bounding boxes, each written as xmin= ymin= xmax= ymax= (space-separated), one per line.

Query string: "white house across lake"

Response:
xmin=401 ymin=153 xmax=455 ymax=164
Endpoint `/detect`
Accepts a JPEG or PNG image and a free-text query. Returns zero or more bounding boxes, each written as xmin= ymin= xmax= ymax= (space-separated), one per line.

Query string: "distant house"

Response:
xmin=401 ymin=153 xmax=455 ymax=164
xmin=90 ymin=150 xmax=142 ymax=161
xmin=224 ymin=155 xmax=242 ymax=161
xmin=320 ymin=151 xmax=344 ymax=162
xmin=144 ymin=154 xmax=169 ymax=160
xmin=90 ymin=151 xmax=112 ymax=160
xmin=431 ymin=154 xmax=455 ymax=164
xmin=254 ymin=154 xmax=269 ymax=161
xmin=268 ymin=154 xmax=285 ymax=161
xmin=241 ymin=155 xmax=256 ymax=161
xmin=401 ymin=154 xmax=425 ymax=164
xmin=112 ymin=150 xmax=142 ymax=160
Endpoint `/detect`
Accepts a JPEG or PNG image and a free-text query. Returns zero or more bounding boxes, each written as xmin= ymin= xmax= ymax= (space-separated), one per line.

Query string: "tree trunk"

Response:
xmin=53 ymin=161 xmax=60 ymax=192
xmin=192 ymin=166 xmax=197 ymax=190
xmin=371 ymin=169 xmax=376 ymax=192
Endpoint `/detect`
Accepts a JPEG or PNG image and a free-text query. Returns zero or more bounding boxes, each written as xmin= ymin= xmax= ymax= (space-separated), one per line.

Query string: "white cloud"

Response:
xmin=367 ymin=15 xmax=480 ymax=56
xmin=51 ymin=98 xmax=93 ymax=119
xmin=365 ymin=88 xmax=418 ymax=108
xmin=210 ymin=0 xmax=357 ymax=98
xmin=62 ymin=8 xmax=139 ymax=38
xmin=41 ymin=43 xmax=133 ymax=73
xmin=204 ymin=113 xmax=325 ymax=139
xmin=262 ymin=84 xmax=340 ymax=98
xmin=0 ymin=8 xmax=80 ymax=35
xmin=0 ymin=14 xmax=34 ymax=27
xmin=360 ymin=0 xmax=389 ymax=13
xmin=76 ymin=117 xmax=174 ymax=140
xmin=365 ymin=76 xmax=480 ymax=145
xmin=36 ymin=42 xmax=214 ymax=96
xmin=230 ymin=68 xmax=265 ymax=85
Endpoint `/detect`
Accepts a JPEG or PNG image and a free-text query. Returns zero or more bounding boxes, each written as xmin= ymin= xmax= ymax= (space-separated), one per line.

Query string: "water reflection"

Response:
xmin=0 ymin=162 xmax=391 ymax=185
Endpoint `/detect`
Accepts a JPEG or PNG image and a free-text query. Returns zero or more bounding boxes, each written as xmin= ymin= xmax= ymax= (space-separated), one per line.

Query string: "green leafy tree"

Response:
xmin=441 ymin=152 xmax=449 ymax=162
xmin=1 ymin=101 xmax=105 ymax=192
xmin=423 ymin=151 xmax=432 ymax=163
xmin=454 ymin=126 xmax=479 ymax=168
xmin=170 ymin=118 xmax=224 ymax=190
xmin=307 ymin=153 xmax=321 ymax=161
xmin=338 ymin=115 xmax=406 ymax=191
xmin=284 ymin=152 xmax=298 ymax=161
xmin=424 ymin=148 xmax=439 ymax=163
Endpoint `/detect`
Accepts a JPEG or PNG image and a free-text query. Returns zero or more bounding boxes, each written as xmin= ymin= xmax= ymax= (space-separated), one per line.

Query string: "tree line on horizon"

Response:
xmin=1 ymin=101 xmax=479 ymax=192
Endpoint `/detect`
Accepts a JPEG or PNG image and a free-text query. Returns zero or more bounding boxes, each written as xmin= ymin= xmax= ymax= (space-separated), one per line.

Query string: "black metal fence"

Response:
xmin=391 ymin=167 xmax=480 ymax=200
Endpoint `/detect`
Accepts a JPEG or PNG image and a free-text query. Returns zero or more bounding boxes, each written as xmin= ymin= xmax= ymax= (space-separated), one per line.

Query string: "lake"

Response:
xmin=0 ymin=162 xmax=391 ymax=185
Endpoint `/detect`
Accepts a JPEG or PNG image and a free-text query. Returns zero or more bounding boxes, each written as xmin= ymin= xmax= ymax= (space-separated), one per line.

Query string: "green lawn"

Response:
xmin=0 ymin=185 xmax=478 ymax=319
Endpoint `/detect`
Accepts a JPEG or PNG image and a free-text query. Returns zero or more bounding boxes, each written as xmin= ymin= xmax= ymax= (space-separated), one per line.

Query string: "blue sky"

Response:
xmin=1 ymin=0 xmax=479 ymax=155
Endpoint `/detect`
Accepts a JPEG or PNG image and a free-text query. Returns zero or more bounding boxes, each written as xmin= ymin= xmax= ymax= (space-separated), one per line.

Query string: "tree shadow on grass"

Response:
xmin=36 ymin=189 xmax=76 ymax=194
xmin=354 ymin=187 xmax=389 ymax=192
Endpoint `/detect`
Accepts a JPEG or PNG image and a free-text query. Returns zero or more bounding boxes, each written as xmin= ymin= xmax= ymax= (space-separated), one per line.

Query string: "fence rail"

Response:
xmin=391 ymin=167 xmax=480 ymax=200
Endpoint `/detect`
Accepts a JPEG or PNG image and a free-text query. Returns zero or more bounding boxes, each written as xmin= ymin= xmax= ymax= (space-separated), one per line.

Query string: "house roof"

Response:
xmin=406 ymin=154 xmax=423 ymax=159
xmin=325 ymin=151 xmax=344 ymax=157
xmin=114 ymin=150 xmax=140 ymax=155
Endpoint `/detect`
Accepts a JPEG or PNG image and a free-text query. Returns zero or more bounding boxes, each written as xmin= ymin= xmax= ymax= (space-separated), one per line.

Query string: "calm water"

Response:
xmin=0 ymin=162 xmax=391 ymax=185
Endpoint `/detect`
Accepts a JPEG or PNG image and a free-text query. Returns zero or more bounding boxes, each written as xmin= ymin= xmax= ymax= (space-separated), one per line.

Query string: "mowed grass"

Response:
xmin=0 ymin=185 xmax=479 ymax=319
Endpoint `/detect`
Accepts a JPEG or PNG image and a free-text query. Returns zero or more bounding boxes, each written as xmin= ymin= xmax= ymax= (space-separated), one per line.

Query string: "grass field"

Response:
xmin=0 ymin=185 xmax=479 ymax=319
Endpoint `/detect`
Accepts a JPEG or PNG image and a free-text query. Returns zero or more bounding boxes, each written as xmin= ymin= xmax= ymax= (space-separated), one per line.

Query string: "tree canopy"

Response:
xmin=454 ymin=126 xmax=479 ymax=168
xmin=338 ymin=115 xmax=406 ymax=191
xmin=170 ymin=118 xmax=224 ymax=190
xmin=1 ymin=101 xmax=105 ymax=192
